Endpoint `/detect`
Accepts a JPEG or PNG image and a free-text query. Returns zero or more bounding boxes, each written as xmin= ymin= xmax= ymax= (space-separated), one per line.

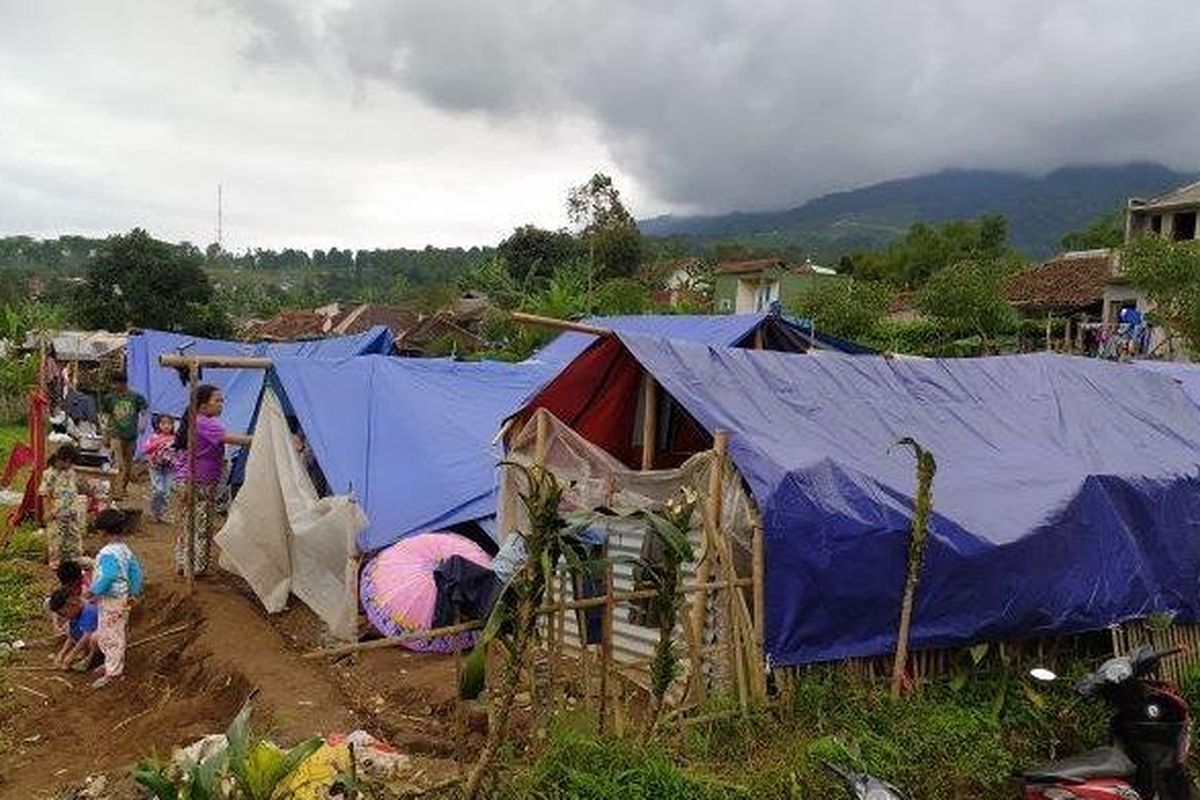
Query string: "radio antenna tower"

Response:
xmin=216 ymin=183 xmax=224 ymax=250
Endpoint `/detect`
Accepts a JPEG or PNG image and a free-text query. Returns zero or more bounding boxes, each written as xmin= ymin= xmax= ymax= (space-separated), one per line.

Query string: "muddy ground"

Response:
xmin=0 ymin=487 xmax=472 ymax=799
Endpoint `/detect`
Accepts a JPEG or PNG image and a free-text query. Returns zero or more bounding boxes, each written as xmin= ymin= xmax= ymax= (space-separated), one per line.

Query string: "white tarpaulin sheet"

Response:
xmin=216 ymin=390 xmax=365 ymax=640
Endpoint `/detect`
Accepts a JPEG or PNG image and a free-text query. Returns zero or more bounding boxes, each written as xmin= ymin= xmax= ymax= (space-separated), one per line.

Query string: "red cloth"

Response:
xmin=0 ymin=443 xmax=33 ymax=487
xmin=9 ymin=390 xmax=47 ymax=528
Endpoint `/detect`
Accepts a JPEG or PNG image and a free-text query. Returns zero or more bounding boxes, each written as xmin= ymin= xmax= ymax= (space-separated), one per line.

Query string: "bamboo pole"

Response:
xmin=534 ymin=411 xmax=549 ymax=463
xmin=599 ymin=547 xmax=615 ymax=733
xmin=185 ymin=361 xmax=198 ymax=590
xmin=158 ymin=354 xmax=273 ymax=370
xmin=689 ymin=432 xmax=728 ymax=701
xmin=510 ymin=312 xmax=611 ymax=337
xmin=751 ymin=513 xmax=767 ymax=700
xmin=640 ymin=376 xmax=658 ymax=471
xmin=753 ymin=329 xmax=764 ymax=350
xmin=345 ymin=525 xmax=360 ymax=642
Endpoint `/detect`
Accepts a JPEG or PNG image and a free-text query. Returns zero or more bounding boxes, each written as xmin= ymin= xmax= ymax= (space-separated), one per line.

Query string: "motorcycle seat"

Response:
xmin=1021 ymin=746 xmax=1137 ymax=783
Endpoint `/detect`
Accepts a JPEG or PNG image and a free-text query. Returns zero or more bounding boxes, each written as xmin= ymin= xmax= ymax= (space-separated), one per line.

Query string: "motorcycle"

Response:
xmin=1020 ymin=644 xmax=1196 ymax=800
xmin=825 ymin=761 xmax=908 ymax=800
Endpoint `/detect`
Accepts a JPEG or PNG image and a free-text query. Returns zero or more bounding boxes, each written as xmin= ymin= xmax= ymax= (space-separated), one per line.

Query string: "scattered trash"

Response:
xmin=12 ymin=639 xmax=26 ymax=650
xmin=172 ymin=734 xmax=228 ymax=768
xmin=297 ymin=699 xmax=315 ymax=706
xmin=0 ymin=489 xmax=23 ymax=506
xmin=23 ymin=734 xmax=41 ymax=743
xmin=279 ymin=730 xmax=413 ymax=800
xmin=77 ymin=774 xmax=108 ymax=798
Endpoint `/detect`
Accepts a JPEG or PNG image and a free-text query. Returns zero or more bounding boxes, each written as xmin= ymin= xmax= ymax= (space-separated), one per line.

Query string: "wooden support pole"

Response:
xmin=159 ymin=354 xmax=273 ymax=370
xmin=1045 ymin=314 xmax=1053 ymax=352
xmin=304 ymin=577 xmax=755 ymax=660
xmin=640 ymin=375 xmax=658 ymax=471
xmin=753 ymin=328 xmax=764 ymax=350
xmin=185 ymin=361 xmax=198 ymax=590
xmin=510 ymin=312 xmax=611 ymax=337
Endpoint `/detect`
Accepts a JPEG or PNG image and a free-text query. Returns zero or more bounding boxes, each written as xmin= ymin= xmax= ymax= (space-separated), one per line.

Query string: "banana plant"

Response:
xmin=642 ymin=487 xmax=699 ymax=732
xmin=461 ymin=462 xmax=600 ymax=800
xmin=225 ymin=701 xmax=322 ymax=800
xmin=889 ymin=437 xmax=937 ymax=699
xmin=131 ymin=701 xmax=321 ymax=800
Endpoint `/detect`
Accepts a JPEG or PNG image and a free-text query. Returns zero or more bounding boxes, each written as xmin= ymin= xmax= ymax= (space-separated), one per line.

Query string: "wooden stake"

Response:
xmin=640 ymin=375 xmax=658 ymax=471
xmin=185 ymin=361 xmax=198 ymax=590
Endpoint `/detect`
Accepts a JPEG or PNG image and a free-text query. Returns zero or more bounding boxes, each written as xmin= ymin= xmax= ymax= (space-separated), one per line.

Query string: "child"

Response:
xmin=48 ymin=587 xmax=99 ymax=671
xmin=45 ymin=559 xmax=93 ymax=638
xmin=88 ymin=508 xmax=143 ymax=689
xmin=38 ymin=444 xmax=84 ymax=570
xmin=142 ymin=414 xmax=177 ymax=523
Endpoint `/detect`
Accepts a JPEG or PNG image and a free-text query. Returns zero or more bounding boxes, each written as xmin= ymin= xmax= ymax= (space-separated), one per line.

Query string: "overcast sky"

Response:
xmin=2 ymin=0 xmax=1198 ymax=251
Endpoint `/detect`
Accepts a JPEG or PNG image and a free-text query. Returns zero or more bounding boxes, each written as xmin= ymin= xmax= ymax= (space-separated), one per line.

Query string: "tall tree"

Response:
xmin=790 ymin=278 xmax=894 ymax=339
xmin=842 ymin=214 xmax=1018 ymax=288
xmin=1123 ymin=234 xmax=1200 ymax=351
xmin=74 ymin=228 xmax=230 ymax=336
xmin=497 ymin=225 xmax=583 ymax=286
xmin=1060 ymin=210 xmax=1125 ymax=251
xmin=567 ymin=173 xmax=644 ymax=279
xmin=916 ymin=259 xmax=1017 ymax=352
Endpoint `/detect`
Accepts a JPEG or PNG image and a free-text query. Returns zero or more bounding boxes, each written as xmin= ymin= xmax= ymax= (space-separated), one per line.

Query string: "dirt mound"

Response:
xmin=0 ymin=584 xmax=251 ymax=799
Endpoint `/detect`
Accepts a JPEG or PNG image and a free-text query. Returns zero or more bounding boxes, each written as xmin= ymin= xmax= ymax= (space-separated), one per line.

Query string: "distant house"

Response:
xmin=713 ymin=258 xmax=838 ymax=314
xmin=246 ymin=300 xmax=489 ymax=356
xmin=1126 ymin=180 xmax=1200 ymax=242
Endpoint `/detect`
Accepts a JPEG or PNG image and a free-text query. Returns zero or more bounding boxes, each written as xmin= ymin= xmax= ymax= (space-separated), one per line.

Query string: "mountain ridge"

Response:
xmin=640 ymin=162 xmax=1196 ymax=259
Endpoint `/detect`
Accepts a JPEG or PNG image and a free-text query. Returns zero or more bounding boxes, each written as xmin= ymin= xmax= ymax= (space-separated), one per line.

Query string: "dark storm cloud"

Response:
xmin=226 ymin=0 xmax=1200 ymax=212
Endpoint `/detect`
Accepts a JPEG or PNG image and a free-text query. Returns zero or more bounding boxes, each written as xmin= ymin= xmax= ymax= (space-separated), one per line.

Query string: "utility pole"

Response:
xmin=216 ymin=183 xmax=224 ymax=251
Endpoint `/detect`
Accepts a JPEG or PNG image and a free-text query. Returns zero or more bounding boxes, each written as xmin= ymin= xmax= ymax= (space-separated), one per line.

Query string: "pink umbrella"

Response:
xmin=360 ymin=532 xmax=493 ymax=653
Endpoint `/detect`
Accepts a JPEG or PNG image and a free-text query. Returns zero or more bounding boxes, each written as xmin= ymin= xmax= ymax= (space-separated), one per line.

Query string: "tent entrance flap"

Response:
xmin=216 ymin=389 xmax=365 ymax=640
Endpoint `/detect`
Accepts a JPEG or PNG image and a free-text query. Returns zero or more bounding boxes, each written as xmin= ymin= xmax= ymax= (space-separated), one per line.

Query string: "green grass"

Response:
xmin=486 ymin=660 xmax=1123 ymax=800
xmin=0 ymin=421 xmax=47 ymax=644
xmin=0 ymin=562 xmax=38 ymax=643
xmin=0 ymin=422 xmax=25 ymax=462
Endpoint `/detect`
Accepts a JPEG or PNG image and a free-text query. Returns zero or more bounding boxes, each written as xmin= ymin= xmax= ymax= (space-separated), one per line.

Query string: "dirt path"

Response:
xmin=135 ymin=517 xmax=357 ymax=738
xmin=0 ymin=486 xmax=466 ymax=799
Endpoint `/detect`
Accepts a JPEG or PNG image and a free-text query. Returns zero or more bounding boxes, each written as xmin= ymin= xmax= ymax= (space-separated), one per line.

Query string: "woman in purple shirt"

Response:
xmin=172 ymin=385 xmax=252 ymax=576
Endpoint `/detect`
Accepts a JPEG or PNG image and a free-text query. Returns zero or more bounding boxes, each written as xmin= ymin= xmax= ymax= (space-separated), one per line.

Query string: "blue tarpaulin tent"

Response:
xmin=1133 ymin=360 xmax=1200 ymax=409
xmin=528 ymin=312 xmax=870 ymax=367
xmin=270 ymin=355 xmax=554 ymax=553
xmin=523 ymin=334 xmax=1200 ymax=666
xmin=126 ymin=327 xmax=394 ymax=435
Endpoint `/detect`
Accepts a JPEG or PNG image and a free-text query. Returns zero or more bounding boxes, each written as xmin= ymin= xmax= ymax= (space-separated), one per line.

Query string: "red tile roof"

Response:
xmin=1005 ymin=250 xmax=1116 ymax=312
xmin=332 ymin=304 xmax=421 ymax=336
xmin=247 ymin=310 xmax=330 ymax=341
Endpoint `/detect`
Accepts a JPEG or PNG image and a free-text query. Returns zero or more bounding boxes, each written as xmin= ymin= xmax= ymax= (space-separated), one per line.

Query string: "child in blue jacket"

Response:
xmin=88 ymin=509 xmax=143 ymax=689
